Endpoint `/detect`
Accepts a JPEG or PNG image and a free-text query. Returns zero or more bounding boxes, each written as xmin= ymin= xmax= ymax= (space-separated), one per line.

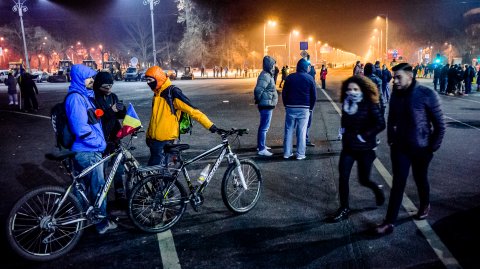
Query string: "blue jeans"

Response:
xmin=147 ymin=139 xmax=174 ymax=166
xmin=73 ymin=151 xmax=107 ymax=231
xmin=306 ymin=110 xmax=313 ymax=143
xmin=257 ymin=108 xmax=273 ymax=151
xmin=283 ymin=108 xmax=310 ymax=158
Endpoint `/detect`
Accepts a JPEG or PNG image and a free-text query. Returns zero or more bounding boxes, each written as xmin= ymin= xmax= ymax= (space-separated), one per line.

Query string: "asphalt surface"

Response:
xmin=1 ymin=70 xmax=479 ymax=269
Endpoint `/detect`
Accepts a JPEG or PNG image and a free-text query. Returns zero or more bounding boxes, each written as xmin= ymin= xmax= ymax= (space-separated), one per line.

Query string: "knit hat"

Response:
xmin=93 ymin=71 xmax=114 ymax=91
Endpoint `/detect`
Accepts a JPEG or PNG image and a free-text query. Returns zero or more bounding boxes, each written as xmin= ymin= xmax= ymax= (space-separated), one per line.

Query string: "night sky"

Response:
xmin=0 ymin=0 xmax=479 ymax=56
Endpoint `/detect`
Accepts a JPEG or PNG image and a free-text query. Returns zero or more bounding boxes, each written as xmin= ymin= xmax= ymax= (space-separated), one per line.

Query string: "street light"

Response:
xmin=143 ymin=0 xmax=160 ymax=65
xmin=12 ymin=0 xmax=30 ymax=72
xmin=263 ymin=20 xmax=276 ymax=56
xmin=377 ymin=14 xmax=388 ymax=63
xmin=288 ymin=30 xmax=299 ymax=66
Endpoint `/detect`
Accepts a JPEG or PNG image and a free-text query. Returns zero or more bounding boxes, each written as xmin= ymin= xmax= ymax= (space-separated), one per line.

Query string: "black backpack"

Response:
xmin=51 ymin=92 xmax=88 ymax=150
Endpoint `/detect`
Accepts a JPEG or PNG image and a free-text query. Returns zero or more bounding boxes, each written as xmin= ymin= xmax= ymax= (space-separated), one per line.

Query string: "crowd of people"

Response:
xmin=253 ymin=56 xmax=446 ymax=236
xmin=11 ymin=52 xmax=453 ymax=238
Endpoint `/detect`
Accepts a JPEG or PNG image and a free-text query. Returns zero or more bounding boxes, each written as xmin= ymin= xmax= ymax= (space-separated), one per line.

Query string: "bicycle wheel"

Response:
xmin=222 ymin=159 xmax=262 ymax=214
xmin=128 ymin=175 xmax=187 ymax=233
xmin=6 ymin=185 xmax=85 ymax=262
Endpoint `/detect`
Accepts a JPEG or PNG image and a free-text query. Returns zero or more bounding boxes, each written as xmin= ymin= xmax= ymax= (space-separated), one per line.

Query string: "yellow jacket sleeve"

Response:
xmin=174 ymin=98 xmax=214 ymax=129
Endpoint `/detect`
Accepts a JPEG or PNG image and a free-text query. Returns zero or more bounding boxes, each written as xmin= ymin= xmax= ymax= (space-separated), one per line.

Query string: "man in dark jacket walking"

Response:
xmin=374 ymin=63 xmax=445 ymax=236
xmin=19 ymin=73 xmax=39 ymax=112
xmin=282 ymin=59 xmax=317 ymax=160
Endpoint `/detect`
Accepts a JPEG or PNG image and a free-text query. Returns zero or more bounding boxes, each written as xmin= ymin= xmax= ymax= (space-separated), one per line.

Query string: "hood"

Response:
xmin=296 ymin=58 xmax=310 ymax=73
xmin=68 ymin=64 xmax=97 ymax=96
xmin=145 ymin=66 xmax=171 ymax=93
xmin=262 ymin=56 xmax=276 ymax=75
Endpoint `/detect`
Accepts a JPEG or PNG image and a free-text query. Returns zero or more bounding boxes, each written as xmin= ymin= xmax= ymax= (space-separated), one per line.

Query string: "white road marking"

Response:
xmin=445 ymin=115 xmax=480 ymax=131
xmin=321 ymin=88 xmax=462 ymax=269
xmin=157 ymin=230 xmax=181 ymax=269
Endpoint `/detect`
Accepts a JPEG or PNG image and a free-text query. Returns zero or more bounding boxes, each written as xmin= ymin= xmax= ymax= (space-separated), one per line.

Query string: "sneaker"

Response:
xmin=306 ymin=142 xmax=315 ymax=147
xmin=8 ymin=101 xmax=13 ymax=105
xmin=97 ymin=220 xmax=118 ymax=235
xmin=283 ymin=153 xmax=293 ymax=159
xmin=256 ymin=146 xmax=271 ymax=150
xmin=296 ymin=155 xmax=306 ymax=160
xmin=258 ymin=149 xmax=273 ymax=156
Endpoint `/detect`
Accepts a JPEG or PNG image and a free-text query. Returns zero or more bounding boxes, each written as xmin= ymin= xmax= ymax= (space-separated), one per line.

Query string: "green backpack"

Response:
xmin=167 ymin=86 xmax=193 ymax=135
xmin=179 ymin=111 xmax=192 ymax=135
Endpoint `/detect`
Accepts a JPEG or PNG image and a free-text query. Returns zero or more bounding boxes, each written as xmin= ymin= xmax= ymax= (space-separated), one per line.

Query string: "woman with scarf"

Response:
xmin=327 ymin=75 xmax=386 ymax=222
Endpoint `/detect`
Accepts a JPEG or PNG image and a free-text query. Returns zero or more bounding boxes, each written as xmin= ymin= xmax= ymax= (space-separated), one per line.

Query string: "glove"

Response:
xmin=209 ymin=124 xmax=218 ymax=133
xmin=115 ymin=102 xmax=125 ymax=111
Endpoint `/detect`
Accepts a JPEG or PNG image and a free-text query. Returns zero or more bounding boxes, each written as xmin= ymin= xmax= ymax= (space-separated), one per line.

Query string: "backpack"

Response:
xmin=51 ymin=92 xmax=88 ymax=149
xmin=166 ymin=86 xmax=193 ymax=135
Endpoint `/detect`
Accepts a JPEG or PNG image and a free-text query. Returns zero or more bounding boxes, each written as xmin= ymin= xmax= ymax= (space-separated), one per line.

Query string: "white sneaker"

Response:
xmin=8 ymin=101 xmax=13 ymax=105
xmin=258 ymin=149 xmax=273 ymax=156
xmin=256 ymin=146 xmax=271 ymax=150
xmin=283 ymin=153 xmax=293 ymax=159
xmin=296 ymin=155 xmax=306 ymax=160
xmin=98 ymin=220 xmax=118 ymax=234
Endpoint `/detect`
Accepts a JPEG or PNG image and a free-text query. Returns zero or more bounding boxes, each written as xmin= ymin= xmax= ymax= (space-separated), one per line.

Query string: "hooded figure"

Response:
xmin=253 ymin=56 xmax=278 ymax=156
xmin=144 ymin=66 xmax=218 ymax=166
xmin=65 ymin=64 xmax=106 ymax=152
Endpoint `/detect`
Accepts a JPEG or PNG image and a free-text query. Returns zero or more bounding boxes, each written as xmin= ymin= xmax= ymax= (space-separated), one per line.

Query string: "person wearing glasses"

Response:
xmin=93 ymin=71 xmax=127 ymax=205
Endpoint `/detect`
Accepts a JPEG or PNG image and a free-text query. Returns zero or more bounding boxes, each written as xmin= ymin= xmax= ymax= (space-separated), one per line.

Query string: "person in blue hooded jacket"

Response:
xmin=65 ymin=64 xmax=116 ymax=234
xmin=282 ymin=58 xmax=317 ymax=160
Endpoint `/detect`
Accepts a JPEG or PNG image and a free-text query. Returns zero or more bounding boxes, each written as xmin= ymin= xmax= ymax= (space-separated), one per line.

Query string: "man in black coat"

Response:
xmin=374 ymin=63 xmax=445 ymax=235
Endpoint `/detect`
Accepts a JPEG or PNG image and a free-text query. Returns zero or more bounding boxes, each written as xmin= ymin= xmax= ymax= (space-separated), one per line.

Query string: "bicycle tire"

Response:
xmin=128 ymin=175 xmax=187 ymax=233
xmin=221 ymin=159 xmax=262 ymax=214
xmin=6 ymin=185 xmax=85 ymax=262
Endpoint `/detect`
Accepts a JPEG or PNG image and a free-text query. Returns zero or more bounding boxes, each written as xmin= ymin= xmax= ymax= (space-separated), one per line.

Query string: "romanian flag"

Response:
xmin=116 ymin=103 xmax=142 ymax=138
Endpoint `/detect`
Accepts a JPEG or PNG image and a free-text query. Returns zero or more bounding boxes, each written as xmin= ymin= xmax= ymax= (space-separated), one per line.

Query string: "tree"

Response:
xmin=175 ymin=0 xmax=216 ymax=66
xmin=120 ymin=17 xmax=152 ymax=68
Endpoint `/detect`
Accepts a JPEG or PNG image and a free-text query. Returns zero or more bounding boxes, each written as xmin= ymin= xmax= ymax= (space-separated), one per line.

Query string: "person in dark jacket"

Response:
xmin=5 ymin=72 xmax=19 ymax=106
xmin=93 ymin=71 xmax=127 ymax=202
xmin=19 ymin=73 xmax=39 ymax=112
xmin=374 ymin=63 xmax=445 ymax=236
xmin=254 ymin=56 xmax=278 ymax=156
xmin=282 ymin=58 xmax=317 ymax=160
xmin=279 ymin=65 xmax=288 ymax=88
xmin=463 ymin=64 xmax=475 ymax=95
xmin=364 ymin=63 xmax=385 ymax=115
xmin=433 ymin=64 xmax=442 ymax=92
xmin=273 ymin=65 xmax=280 ymax=85
xmin=439 ymin=64 xmax=449 ymax=94
xmin=327 ymin=75 xmax=386 ymax=222
xmin=381 ymin=64 xmax=392 ymax=102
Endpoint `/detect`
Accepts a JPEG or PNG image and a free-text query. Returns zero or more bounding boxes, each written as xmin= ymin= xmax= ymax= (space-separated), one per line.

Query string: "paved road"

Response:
xmin=1 ymin=70 xmax=479 ymax=268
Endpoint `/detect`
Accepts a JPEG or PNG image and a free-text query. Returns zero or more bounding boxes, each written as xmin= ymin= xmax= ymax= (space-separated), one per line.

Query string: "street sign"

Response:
xmin=392 ymin=49 xmax=398 ymax=58
xmin=300 ymin=41 xmax=308 ymax=50
xmin=300 ymin=50 xmax=309 ymax=59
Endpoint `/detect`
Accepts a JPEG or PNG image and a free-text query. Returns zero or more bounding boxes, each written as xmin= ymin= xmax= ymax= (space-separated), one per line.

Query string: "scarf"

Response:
xmin=343 ymin=91 xmax=363 ymax=115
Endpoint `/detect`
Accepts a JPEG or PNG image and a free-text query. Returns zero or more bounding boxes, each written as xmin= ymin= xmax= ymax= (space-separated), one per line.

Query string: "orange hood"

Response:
xmin=145 ymin=66 xmax=171 ymax=94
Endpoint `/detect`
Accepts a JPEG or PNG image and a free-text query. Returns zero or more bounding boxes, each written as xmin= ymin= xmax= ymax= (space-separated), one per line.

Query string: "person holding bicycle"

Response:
xmin=93 ymin=71 xmax=127 ymax=205
xmin=65 ymin=64 xmax=117 ymax=234
xmin=144 ymin=66 xmax=220 ymax=166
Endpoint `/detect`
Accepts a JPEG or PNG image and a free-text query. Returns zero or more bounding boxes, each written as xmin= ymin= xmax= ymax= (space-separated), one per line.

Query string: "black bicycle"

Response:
xmin=128 ymin=128 xmax=263 ymax=233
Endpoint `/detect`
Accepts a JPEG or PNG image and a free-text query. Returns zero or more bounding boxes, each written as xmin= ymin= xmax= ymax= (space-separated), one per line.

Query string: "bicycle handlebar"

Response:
xmin=217 ymin=128 xmax=249 ymax=137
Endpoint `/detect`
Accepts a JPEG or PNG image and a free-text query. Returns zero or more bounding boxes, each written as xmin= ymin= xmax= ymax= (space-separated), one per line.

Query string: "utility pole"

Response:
xmin=12 ymin=0 xmax=30 ymax=72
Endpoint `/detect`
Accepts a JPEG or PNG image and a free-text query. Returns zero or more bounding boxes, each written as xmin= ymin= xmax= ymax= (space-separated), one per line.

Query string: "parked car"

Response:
xmin=124 ymin=67 xmax=140 ymax=82
xmin=31 ymin=71 xmax=49 ymax=83
xmin=0 ymin=70 xmax=9 ymax=83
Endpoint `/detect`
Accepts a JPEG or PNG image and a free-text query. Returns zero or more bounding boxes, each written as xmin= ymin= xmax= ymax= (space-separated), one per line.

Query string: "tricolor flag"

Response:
xmin=116 ymin=103 xmax=142 ymax=138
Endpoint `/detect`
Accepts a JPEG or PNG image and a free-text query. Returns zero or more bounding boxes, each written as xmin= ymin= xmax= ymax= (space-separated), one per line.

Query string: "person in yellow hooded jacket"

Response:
xmin=144 ymin=66 xmax=220 ymax=166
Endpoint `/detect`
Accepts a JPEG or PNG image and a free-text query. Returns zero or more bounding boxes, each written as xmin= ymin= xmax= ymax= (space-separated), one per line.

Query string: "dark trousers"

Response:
xmin=465 ymin=80 xmax=472 ymax=94
xmin=23 ymin=92 xmax=38 ymax=111
xmin=433 ymin=77 xmax=440 ymax=91
xmin=439 ymin=79 xmax=447 ymax=93
xmin=385 ymin=146 xmax=433 ymax=224
xmin=146 ymin=139 xmax=174 ymax=166
xmin=321 ymin=79 xmax=326 ymax=89
xmin=338 ymin=149 xmax=379 ymax=208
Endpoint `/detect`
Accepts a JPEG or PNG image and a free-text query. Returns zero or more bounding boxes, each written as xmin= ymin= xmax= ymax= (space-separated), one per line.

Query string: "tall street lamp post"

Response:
xmin=144 ymin=0 xmax=160 ymax=66
xmin=12 ymin=0 xmax=30 ymax=72
xmin=263 ymin=20 xmax=276 ymax=56
xmin=377 ymin=14 xmax=388 ymax=63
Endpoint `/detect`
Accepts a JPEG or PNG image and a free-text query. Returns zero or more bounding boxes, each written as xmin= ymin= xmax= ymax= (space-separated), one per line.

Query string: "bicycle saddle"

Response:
xmin=164 ymin=144 xmax=190 ymax=154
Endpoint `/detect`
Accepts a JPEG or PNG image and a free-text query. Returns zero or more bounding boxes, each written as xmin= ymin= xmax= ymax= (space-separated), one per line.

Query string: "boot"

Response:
xmin=373 ymin=185 xmax=385 ymax=206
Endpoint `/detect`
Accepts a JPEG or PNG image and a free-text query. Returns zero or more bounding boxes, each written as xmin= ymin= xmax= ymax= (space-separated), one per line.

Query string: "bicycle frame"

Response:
xmin=171 ymin=135 xmax=248 ymax=196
